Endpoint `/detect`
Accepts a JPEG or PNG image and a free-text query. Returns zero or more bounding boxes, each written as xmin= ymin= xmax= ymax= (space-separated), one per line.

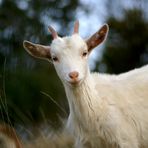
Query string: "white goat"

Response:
xmin=23 ymin=21 xmax=148 ymax=148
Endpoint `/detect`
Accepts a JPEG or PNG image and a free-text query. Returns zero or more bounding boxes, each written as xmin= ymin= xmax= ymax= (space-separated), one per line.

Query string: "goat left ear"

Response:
xmin=23 ymin=40 xmax=51 ymax=61
xmin=86 ymin=24 xmax=109 ymax=52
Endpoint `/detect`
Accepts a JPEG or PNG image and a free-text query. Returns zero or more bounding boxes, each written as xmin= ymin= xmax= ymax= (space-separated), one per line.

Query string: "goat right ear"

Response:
xmin=23 ymin=40 xmax=51 ymax=61
xmin=86 ymin=24 xmax=109 ymax=53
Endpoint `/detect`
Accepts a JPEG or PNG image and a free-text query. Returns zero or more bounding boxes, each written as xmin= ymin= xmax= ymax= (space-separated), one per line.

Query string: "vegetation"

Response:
xmin=95 ymin=9 xmax=148 ymax=74
xmin=0 ymin=0 xmax=80 ymax=128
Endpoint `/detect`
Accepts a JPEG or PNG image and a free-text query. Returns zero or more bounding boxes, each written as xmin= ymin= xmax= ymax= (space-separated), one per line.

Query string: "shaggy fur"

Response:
xmin=66 ymin=65 xmax=148 ymax=148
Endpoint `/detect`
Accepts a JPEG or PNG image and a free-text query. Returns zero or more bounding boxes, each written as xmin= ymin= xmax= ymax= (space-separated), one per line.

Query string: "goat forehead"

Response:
xmin=50 ymin=34 xmax=86 ymax=54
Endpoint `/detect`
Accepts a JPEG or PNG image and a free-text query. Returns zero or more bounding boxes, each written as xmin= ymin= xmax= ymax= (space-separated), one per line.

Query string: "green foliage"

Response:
xmin=96 ymin=9 xmax=148 ymax=74
xmin=0 ymin=0 xmax=80 ymax=127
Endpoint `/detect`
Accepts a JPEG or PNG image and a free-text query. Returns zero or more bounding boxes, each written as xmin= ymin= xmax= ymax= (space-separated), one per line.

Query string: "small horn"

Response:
xmin=73 ymin=20 xmax=79 ymax=34
xmin=48 ymin=26 xmax=58 ymax=39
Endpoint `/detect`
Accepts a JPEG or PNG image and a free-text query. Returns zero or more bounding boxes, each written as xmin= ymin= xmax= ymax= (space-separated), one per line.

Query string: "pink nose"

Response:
xmin=69 ymin=71 xmax=79 ymax=80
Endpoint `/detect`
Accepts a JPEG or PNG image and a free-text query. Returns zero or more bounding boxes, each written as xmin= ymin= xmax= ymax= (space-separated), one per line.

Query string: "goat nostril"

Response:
xmin=69 ymin=71 xmax=79 ymax=79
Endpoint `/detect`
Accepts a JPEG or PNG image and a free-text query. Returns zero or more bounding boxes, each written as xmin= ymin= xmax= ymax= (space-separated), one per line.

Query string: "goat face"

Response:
xmin=50 ymin=34 xmax=89 ymax=86
xmin=23 ymin=21 xmax=109 ymax=87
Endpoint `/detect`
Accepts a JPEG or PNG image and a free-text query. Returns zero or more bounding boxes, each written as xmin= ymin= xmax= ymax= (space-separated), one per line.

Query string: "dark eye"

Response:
xmin=52 ymin=56 xmax=59 ymax=62
xmin=82 ymin=51 xmax=88 ymax=57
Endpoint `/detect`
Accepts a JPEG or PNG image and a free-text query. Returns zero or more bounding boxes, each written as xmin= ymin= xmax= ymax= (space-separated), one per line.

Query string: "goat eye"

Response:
xmin=82 ymin=51 xmax=88 ymax=57
xmin=52 ymin=56 xmax=59 ymax=62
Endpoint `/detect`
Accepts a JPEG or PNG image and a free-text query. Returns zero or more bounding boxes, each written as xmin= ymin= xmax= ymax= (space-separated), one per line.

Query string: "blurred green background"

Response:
xmin=0 ymin=0 xmax=148 ymax=131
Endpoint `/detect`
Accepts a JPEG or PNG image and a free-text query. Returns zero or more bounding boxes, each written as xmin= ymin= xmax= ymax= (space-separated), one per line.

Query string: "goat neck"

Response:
xmin=64 ymin=71 xmax=101 ymax=123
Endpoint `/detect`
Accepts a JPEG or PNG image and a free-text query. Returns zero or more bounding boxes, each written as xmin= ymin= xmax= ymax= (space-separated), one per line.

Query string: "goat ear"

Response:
xmin=86 ymin=24 xmax=109 ymax=52
xmin=23 ymin=40 xmax=51 ymax=61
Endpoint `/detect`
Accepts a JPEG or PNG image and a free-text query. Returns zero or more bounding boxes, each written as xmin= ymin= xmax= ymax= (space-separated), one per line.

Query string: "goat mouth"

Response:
xmin=67 ymin=80 xmax=81 ymax=86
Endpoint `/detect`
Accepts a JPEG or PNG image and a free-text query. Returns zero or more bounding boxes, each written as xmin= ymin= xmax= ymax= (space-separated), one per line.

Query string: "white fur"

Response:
xmin=24 ymin=26 xmax=148 ymax=147
xmin=50 ymin=34 xmax=88 ymax=85
xmin=49 ymin=34 xmax=148 ymax=148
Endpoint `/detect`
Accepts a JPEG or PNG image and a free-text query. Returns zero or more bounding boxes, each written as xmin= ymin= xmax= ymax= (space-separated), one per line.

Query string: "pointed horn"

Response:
xmin=73 ymin=20 xmax=79 ymax=34
xmin=48 ymin=26 xmax=58 ymax=39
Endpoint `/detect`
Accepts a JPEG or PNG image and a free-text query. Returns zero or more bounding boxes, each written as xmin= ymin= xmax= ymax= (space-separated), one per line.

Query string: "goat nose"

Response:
xmin=69 ymin=71 xmax=79 ymax=79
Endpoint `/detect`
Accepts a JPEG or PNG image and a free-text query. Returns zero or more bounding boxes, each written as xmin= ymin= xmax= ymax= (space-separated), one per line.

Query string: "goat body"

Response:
xmin=66 ymin=65 xmax=148 ymax=148
xmin=23 ymin=21 xmax=148 ymax=148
